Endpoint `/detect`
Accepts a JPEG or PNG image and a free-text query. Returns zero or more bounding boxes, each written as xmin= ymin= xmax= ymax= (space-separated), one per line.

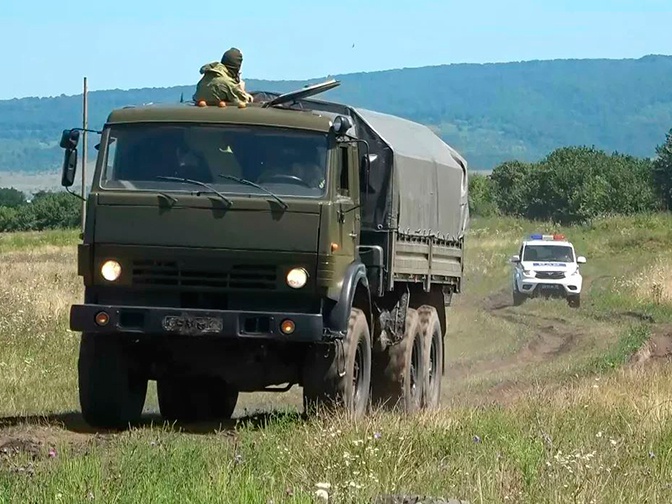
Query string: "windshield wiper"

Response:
xmin=155 ymin=176 xmax=233 ymax=207
xmin=218 ymin=174 xmax=289 ymax=210
xmin=157 ymin=192 xmax=178 ymax=205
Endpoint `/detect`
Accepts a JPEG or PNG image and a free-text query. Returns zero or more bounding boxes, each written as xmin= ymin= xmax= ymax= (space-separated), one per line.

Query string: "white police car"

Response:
xmin=510 ymin=233 xmax=586 ymax=308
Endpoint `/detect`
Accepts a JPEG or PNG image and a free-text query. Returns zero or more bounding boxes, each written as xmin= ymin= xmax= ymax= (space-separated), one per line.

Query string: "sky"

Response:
xmin=1 ymin=0 xmax=671 ymax=100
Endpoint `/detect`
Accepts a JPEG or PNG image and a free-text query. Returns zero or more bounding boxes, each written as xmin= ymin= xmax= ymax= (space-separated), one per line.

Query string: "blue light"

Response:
xmin=530 ymin=234 xmax=543 ymax=240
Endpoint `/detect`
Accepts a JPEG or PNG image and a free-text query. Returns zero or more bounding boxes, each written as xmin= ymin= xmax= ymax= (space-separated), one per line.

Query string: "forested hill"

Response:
xmin=1 ymin=54 xmax=671 ymax=172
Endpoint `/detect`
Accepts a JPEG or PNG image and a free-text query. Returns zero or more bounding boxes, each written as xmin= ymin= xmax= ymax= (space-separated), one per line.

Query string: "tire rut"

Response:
xmin=449 ymin=288 xmax=580 ymax=382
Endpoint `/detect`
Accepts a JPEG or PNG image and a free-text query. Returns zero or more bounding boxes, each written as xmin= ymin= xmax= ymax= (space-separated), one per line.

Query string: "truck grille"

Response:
xmin=535 ymin=271 xmax=565 ymax=280
xmin=131 ymin=260 xmax=277 ymax=290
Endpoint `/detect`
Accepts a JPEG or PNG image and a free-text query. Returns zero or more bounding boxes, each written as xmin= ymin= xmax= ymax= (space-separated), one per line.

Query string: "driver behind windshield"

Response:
xmin=523 ymin=245 xmax=574 ymax=262
xmin=257 ymin=146 xmax=325 ymax=190
xmin=289 ymin=160 xmax=325 ymax=189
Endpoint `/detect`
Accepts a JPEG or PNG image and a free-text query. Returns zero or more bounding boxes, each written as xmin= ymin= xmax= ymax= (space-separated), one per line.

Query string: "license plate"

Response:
xmin=162 ymin=314 xmax=223 ymax=335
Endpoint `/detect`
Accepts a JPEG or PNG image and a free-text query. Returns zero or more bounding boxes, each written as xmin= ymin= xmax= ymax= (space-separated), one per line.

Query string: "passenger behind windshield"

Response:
xmin=522 ymin=245 xmax=574 ymax=263
xmin=101 ymin=124 xmax=329 ymax=198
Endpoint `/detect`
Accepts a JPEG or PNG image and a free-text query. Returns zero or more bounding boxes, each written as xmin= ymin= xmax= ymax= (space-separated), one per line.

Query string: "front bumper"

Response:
xmin=70 ymin=304 xmax=326 ymax=342
xmin=517 ymin=278 xmax=582 ymax=297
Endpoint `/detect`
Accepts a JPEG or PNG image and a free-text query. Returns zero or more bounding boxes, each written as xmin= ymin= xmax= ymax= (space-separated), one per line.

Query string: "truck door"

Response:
xmin=335 ymin=143 xmax=360 ymax=259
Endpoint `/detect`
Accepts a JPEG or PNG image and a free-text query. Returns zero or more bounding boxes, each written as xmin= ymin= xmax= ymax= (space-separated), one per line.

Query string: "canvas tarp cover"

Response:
xmin=248 ymin=91 xmax=469 ymax=241
xmin=351 ymin=108 xmax=469 ymax=242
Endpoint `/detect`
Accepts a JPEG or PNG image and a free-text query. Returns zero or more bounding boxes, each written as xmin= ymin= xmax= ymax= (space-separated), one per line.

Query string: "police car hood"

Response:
xmin=521 ymin=260 xmax=576 ymax=272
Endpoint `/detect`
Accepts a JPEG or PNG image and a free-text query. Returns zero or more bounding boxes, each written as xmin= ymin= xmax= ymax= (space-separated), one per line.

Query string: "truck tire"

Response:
xmin=370 ymin=308 xmax=425 ymax=414
xmin=157 ymin=376 xmax=238 ymax=423
xmin=78 ymin=333 xmax=148 ymax=429
xmin=302 ymin=307 xmax=371 ymax=418
xmin=418 ymin=305 xmax=443 ymax=409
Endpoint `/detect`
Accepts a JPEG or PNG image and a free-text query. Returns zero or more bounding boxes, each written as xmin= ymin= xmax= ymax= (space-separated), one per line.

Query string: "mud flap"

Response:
xmin=325 ymin=260 xmax=370 ymax=334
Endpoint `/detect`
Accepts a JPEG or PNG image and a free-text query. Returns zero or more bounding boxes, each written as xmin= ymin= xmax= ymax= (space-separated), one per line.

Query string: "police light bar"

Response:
xmin=529 ymin=233 xmax=566 ymax=241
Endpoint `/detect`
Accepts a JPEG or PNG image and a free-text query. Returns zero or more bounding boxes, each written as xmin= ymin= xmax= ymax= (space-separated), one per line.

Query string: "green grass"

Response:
xmin=2 ymin=393 xmax=672 ymax=503
xmin=589 ymin=323 xmax=652 ymax=373
xmin=0 ymin=228 xmax=79 ymax=254
xmin=2 ymin=214 xmax=672 ymax=502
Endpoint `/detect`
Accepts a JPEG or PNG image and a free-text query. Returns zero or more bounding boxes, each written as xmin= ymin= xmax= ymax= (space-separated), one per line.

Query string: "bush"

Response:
xmin=0 ymin=187 xmax=26 ymax=208
xmin=468 ymin=173 xmax=498 ymax=217
xmin=488 ymin=160 xmax=538 ymax=218
xmin=488 ymin=146 xmax=661 ymax=224
xmin=0 ymin=190 xmax=81 ymax=232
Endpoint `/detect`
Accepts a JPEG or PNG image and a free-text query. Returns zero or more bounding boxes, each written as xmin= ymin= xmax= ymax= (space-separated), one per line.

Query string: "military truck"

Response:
xmin=58 ymin=80 xmax=469 ymax=429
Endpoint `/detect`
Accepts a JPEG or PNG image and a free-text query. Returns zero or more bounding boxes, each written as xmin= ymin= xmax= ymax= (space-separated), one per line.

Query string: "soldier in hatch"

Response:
xmin=193 ymin=47 xmax=254 ymax=106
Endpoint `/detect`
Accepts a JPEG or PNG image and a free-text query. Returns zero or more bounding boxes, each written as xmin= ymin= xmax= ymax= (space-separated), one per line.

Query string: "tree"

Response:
xmin=468 ymin=173 xmax=498 ymax=216
xmin=489 ymin=160 xmax=538 ymax=217
xmin=0 ymin=187 xmax=26 ymax=208
xmin=0 ymin=190 xmax=80 ymax=232
xmin=534 ymin=146 xmax=612 ymax=224
xmin=652 ymin=128 xmax=672 ymax=210
xmin=487 ymin=145 xmax=659 ymax=224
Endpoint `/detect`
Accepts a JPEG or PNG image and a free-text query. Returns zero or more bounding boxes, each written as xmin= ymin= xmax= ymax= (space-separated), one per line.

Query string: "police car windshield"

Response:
xmin=99 ymin=123 xmax=329 ymax=198
xmin=523 ymin=245 xmax=574 ymax=263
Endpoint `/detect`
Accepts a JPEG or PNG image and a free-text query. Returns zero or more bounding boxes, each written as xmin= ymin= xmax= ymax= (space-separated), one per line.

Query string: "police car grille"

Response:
xmin=536 ymin=271 xmax=565 ymax=280
xmin=131 ymin=260 xmax=277 ymax=290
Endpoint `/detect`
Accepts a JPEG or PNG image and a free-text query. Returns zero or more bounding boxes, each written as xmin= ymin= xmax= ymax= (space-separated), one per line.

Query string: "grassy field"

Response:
xmin=1 ymin=215 xmax=672 ymax=503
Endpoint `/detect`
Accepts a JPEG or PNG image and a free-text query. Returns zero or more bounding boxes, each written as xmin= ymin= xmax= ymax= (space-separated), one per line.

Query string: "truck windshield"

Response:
xmin=522 ymin=245 xmax=575 ymax=263
xmin=99 ymin=123 xmax=329 ymax=198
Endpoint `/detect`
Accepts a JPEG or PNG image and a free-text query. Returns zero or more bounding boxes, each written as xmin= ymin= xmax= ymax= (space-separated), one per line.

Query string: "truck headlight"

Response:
xmin=101 ymin=260 xmax=122 ymax=282
xmin=286 ymin=267 xmax=308 ymax=289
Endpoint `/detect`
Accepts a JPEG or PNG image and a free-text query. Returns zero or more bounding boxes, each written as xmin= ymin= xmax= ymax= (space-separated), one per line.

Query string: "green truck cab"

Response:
xmin=59 ymin=81 xmax=470 ymax=429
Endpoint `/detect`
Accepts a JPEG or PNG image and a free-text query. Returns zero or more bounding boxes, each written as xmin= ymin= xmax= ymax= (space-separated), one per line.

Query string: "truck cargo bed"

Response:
xmin=392 ymin=235 xmax=463 ymax=290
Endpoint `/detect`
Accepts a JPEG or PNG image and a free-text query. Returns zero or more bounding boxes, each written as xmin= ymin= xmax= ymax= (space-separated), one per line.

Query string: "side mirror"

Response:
xmin=61 ymin=148 xmax=78 ymax=187
xmin=577 ymin=256 xmax=586 ymax=264
xmin=510 ymin=255 xmax=520 ymax=263
xmin=360 ymin=153 xmax=371 ymax=193
xmin=59 ymin=129 xmax=80 ymax=149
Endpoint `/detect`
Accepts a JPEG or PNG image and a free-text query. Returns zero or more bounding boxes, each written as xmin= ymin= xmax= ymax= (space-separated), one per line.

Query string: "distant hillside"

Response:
xmin=1 ymin=54 xmax=671 ymax=172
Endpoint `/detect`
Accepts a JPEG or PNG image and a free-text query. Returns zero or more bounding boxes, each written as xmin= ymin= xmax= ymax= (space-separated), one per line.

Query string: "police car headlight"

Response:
xmin=286 ymin=268 xmax=308 ymax=289
xmin=101 ymin=260 xmax=122 ymax=282
xmin=523 ymin=270 xmax=535 ymax=278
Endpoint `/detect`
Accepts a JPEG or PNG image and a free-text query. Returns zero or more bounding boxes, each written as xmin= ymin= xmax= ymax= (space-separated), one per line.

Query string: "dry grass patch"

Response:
xmin=0 ymin=246 xmax=80 ymax=320
xmin=617 ymin=254 xmax=672 ymax=305
xmin=0 ymin=245 xmax=81 ymax=416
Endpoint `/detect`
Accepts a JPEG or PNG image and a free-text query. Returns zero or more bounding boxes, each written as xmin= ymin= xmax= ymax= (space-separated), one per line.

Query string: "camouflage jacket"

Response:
xmin=192 ymin=62 xmax=252 ymax=105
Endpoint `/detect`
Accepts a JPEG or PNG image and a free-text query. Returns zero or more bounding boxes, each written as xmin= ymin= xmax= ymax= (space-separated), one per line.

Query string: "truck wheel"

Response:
xmin=418 ymin=305 xmax=443 ymax=409
xmin=302 ymin=307 xmax=371 ymax=418
xmin=370 ymin=308 xmax=425 ymax=414
xmin=78 ymin=333 xmax=148 ymax=429
xmin=568 ymin=295 xmax=581 ymax=308
xmin=157 ymin=376 xmax=238 ymax=423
